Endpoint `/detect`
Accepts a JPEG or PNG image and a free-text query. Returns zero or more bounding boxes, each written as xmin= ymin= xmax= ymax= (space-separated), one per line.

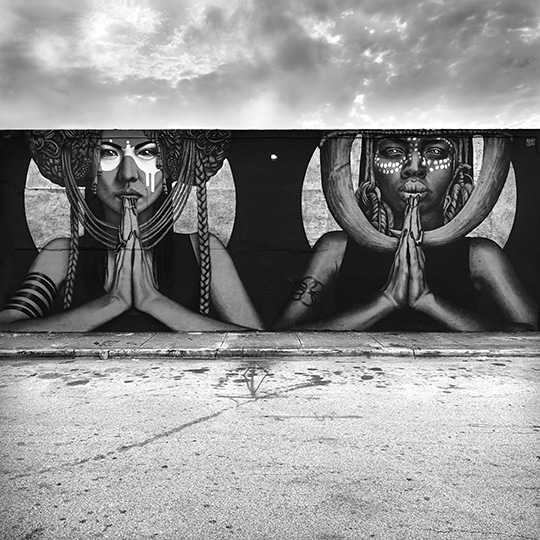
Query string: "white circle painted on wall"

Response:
xmin=301 ymin=136 xmax=517 ymax=248
xmin=25 ymin=159 xmax=237 ymax=250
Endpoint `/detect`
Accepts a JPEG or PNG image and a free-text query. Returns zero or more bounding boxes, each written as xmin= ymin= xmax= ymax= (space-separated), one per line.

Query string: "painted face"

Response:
xmin=96 ymin=130 xmax=163 ymax=217
xmin=373 ymin=136 xmax=455 ymax=216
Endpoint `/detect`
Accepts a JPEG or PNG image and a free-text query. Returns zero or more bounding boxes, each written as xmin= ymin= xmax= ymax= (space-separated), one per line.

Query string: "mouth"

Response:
xmin=398 ymin=181 xmax=428 ymax=200
xmin=117 ymin=189 xmax=142 ymax=199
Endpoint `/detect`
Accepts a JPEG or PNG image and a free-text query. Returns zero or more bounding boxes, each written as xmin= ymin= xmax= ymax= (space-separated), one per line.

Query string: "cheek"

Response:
xmin=425 ymin=156 xmax=452 ymax=174
xmin=373 ymin=170 xmax=400 ymax=202
xmin=427 ymin=171 xmax=454 ymax=199
xmin=374 ymin=155 xmax=406 ymax=176
xmin=137 ymin=161 xmax=161 ymax=193
xmin=97 ymin=172 xmax=116 ymax=191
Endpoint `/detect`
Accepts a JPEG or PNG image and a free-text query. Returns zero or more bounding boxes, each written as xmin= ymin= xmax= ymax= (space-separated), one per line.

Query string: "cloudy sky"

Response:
xmin=0 ymin=0 xmax=538 ymax=128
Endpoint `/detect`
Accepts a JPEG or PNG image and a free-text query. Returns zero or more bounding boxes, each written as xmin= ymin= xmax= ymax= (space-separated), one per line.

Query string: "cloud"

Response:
xmin=0 ymin=0 xmax=539 ymax=128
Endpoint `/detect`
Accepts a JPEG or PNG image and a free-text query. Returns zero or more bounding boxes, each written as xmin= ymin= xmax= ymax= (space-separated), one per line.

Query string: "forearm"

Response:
xmin=142 ymin=294 xmax=250 ymax=331
xmin=289 ymin=293 xmax=397 ymax=331
xmin=414 ymin=293 xmax=498 ymax=331
xmin=0 ymin=295 xmax=129 ymax=332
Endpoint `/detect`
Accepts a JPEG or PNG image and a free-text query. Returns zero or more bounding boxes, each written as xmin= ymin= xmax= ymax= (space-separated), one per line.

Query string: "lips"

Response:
xmin=117 ymin=189 xmax=142 ymax=198
xmin=398 ymin=180 xmax=428 ymax=193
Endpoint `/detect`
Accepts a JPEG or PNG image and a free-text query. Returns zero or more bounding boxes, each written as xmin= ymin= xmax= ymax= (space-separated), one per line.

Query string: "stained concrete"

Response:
xmin=0 ymin=353 xmax=539 ymax=539
xmin=1 ymin=332 xmax=540 ymax=359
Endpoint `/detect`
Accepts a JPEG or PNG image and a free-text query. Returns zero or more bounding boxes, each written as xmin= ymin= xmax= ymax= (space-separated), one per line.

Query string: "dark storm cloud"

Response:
xmin=0 ymin=0 xmax=539 ymax=127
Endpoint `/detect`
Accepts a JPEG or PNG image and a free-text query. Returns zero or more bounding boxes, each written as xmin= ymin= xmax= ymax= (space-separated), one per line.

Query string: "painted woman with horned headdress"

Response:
xmin=0 ymin=130 xmax=263 ymax=331
xmin=272 ymin=132 xmax=537 ymax=331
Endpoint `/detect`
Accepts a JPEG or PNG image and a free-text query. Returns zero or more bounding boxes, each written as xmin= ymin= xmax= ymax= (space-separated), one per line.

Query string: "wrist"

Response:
xmin=106 ymin=292 xmax=131 ymax=313
xmin=411 ymin=291 xmax=436 ymax=313
xmin=136 ymin=290 xmax=163 ymax=314
xmin=378 ymin=291 xmax=401 ymax=313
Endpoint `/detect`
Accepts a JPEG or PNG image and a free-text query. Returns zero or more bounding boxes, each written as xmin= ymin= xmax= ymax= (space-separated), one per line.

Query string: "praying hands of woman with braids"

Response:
xmin=0 ymin=130 xmax=264 ymax=332
xmin=381 ymin=195 xmax=430 ymax=312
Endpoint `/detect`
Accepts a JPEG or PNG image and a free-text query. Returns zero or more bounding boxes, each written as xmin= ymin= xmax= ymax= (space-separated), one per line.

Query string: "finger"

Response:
xmin=397 ymin=228 xmax=410 ymax=274
xmin=408 ymin=232 xmax=418 ymax=267
xmin=408 ymin=233 xmax=426 ymax=280
xmin=403 ymin=198 xmax=412 ymax=232
xmin=120 ymin=198 xmax=133 ymax=241
xmin=414 ymin=196 xmax=422 ymax=240
xmin=409 ymin=198 xmax=418 ymax=240
xmin=130 ymin=202 xmax=140 ymax=235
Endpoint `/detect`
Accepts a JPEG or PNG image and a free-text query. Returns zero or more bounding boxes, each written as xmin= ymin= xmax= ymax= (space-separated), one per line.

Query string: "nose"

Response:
xmin=119 ymin=155 xmax=139 ymax=183
xmin=401 ymin=151 xmax=427 ymax=180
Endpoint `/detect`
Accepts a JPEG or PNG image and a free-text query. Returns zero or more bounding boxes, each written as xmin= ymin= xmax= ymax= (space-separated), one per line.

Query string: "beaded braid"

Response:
xmin=356 ymin=138 xmax=394 ymax=233
xmin=442 ymin=139 xmax=474 ymax=224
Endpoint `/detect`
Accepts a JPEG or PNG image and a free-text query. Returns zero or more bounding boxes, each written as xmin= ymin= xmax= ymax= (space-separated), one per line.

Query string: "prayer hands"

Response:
xmin=381 ymin=196 xmax=432 ymax=310
xmin=109 ymin=198 xmax=160 ymax=312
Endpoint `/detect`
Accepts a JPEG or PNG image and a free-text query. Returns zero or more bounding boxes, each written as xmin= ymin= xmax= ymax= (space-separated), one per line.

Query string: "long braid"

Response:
xmin=196 ymin=177 xmax=211 ymax=315
xmin=356 ymin=138 xmax=392 ymax=234
xmin=442 ymin=138 xmax=474 ymax=224
xmin=63 ymin=203 xmax=80 ymax=309
xmin=189 ymin=130 xmax=230 ymax=315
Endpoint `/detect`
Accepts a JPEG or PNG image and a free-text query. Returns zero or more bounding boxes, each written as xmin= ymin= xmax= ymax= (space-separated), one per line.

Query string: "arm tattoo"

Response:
xmin=3 ymin=272 xmax=58 ymax=318
xmin=292 ymin=276 xmax=324 ymax=307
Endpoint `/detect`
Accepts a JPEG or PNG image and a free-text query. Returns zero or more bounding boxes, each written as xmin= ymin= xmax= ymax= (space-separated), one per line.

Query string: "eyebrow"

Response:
xmin=100 ymin=141 xmax=156 ymax=150
xmin=377 ymin=138 xmax=407 ymax=145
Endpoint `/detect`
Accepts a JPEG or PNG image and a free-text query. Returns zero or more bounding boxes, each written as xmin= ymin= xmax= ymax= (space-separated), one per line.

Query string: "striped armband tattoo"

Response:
xmin=3 ymin=272 xmax=58 ymax=318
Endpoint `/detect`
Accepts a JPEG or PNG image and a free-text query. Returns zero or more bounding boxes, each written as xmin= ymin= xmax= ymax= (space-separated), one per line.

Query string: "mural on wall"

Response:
xmin=272 ymin=132 xmax=538 ymax=331
xmin=0 ymin=130 xmax=264 ymax=332
xmin=0 ymin=130 xmax=539 ymax=332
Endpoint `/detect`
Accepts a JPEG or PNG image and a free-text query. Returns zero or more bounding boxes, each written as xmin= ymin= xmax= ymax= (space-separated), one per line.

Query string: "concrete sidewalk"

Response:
xmin=1 ymin=331 xmax=540 ymax=359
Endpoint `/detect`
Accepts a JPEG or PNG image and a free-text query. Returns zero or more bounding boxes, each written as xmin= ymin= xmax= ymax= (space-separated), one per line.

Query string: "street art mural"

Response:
xmin=0 ymin=130 xmax=263 ymax=332
xmin=0 ymin=130 xmax=539 ymax=332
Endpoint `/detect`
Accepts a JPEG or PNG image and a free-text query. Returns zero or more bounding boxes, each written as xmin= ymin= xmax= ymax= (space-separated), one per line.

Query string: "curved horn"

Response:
xmin=321 ymin=134 xmax=511 ymax=252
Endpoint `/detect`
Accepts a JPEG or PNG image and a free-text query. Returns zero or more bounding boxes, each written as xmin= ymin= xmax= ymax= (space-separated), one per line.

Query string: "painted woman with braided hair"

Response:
xmin=0 ymin=130 xmax=263 ymax=331
xmin=273 ymin=133 xmax=537 ymax=331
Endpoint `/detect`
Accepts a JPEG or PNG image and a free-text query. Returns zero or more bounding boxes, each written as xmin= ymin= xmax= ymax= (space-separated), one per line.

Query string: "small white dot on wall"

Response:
xmin=429 ymin=168 xmax=434 ymax=172
xmin=270 ymin=153 xmax=278 ymax=161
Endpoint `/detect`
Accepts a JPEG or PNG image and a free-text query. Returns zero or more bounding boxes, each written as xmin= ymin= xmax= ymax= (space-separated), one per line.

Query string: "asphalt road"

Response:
xmin=1 ymin=355 xmax=539 ymax=540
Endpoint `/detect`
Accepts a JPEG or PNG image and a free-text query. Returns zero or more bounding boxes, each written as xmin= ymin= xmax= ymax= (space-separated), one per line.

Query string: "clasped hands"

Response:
xmin=382 ymin=195 xmax=432 ymax=311
xmin=108 ymin=198 xmax=160 ymax=312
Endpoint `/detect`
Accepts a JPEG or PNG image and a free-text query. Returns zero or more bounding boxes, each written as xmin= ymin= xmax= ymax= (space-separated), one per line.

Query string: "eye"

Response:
xmin=424 ymin=144 xmax=450 ymax=159
xmin=137 ymin=144 xmax=158 ymax=159
xmin=100 ymin=147 xmax=119 ymax=159
xmin=382 ymin=147 xmax=405 ymax=158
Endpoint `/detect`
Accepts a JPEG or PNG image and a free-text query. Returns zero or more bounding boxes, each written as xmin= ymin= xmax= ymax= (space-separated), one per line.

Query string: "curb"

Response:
xmin=1 ymin=346 xmax=539 ymax=360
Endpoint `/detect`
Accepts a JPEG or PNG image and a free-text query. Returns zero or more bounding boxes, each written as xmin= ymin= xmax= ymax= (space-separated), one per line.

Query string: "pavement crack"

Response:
xmin=8 ymin=401 xmax=252 ymax=480
xmin=370 ymin=334 xmax=385 ymax=348
xmin=138 ymin=333 xmax=157 ymax=348
xmin=216 ymin=333 xmax=228 ymax=357
xmin=116 ymin=408 xmax=230 ymax=452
